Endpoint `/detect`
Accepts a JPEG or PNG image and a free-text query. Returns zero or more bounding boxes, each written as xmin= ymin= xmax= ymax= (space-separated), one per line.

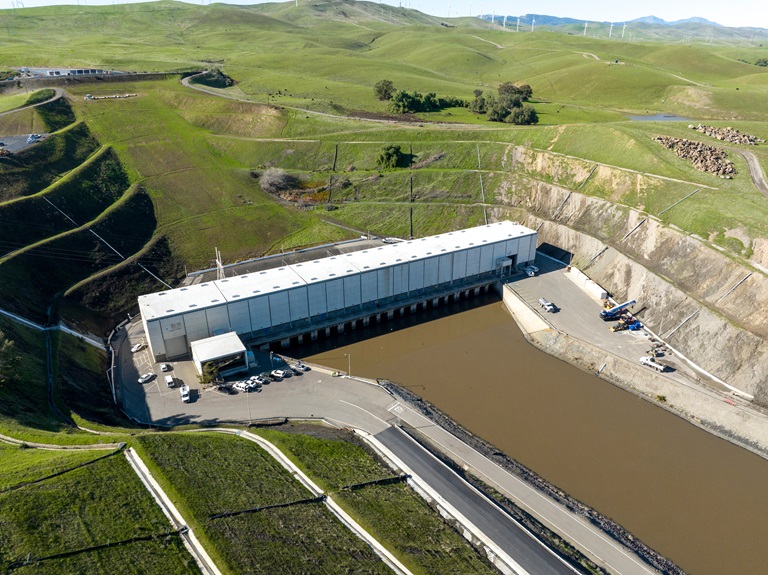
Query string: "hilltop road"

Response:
xmin=0 ymin=87 xmax=63 ymax=118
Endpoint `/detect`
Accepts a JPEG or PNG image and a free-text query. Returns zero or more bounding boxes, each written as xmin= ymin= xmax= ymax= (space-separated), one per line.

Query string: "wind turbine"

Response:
xmin=583 ymin=21 xmax=588 ymax=36
xmin=609 ymin=23 xmax=614 ymax=38
xmin=622 ymin=23 xmax=627 ymax=38
xmin=516 ymin=17 xmax=520 ymax=32
xmin=531 ymin=17 xmax=535 ymax=32
xmin=503 ymin=15 xmax=507 ymax=28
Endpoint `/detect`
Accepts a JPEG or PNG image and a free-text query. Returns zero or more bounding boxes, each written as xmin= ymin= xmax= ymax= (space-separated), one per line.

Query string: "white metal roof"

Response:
xmin=190 ymin=332 xmax=246 ymax=362
xmin=138 ymin=281 xmax=226 ymax=320
xmin=293 ymin=256 xmax=361 ymax=284
xmin=215 ymin=266 xmax=306 ymax=300
xmin=139 ymin=221 xmax=535 ymax=321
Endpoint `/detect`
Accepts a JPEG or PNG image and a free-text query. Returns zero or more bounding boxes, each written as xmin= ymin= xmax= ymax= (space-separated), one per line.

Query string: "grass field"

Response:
xmin=0 ymin=443 xmax=103 ymax=491
xmin=134 ymin=432 xmax=391 ymax=575
xmin=0 ymin=454 xmax=198 ymax=574
xmin=256 ymin=426 xmax=499 ymax=575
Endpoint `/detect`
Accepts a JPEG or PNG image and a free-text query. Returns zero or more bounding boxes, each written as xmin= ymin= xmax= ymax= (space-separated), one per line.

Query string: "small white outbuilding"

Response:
xmin=190 ymin=332 xmax=249 ymax=377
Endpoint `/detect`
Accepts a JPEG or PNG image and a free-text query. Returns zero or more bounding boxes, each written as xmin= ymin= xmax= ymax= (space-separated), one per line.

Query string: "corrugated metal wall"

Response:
xmin=146 ymin=235 xmax=536 ymax=358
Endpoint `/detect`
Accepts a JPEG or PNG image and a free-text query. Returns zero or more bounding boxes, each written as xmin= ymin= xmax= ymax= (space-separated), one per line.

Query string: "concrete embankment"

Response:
xmin=501 ymin=284 xmax=768 ymax=460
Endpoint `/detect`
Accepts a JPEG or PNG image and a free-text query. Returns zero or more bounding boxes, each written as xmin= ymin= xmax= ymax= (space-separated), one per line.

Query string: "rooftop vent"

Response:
xmin=166 ymin=309 xmax=175 ymax=313
xmin=180 ymin=288 xmax=188 ymax=292
xmin=311 ymin=277 xmax=318 ymax=281
xmin=189 ymin=304 xmax=197 ymax=308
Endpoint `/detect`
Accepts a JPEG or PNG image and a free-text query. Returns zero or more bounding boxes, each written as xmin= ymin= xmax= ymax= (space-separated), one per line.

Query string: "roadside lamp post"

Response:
xmin=345 ymin=353 xmax=351 ymax=376
xmin=246 ymin=385 xmax=252 ymax=426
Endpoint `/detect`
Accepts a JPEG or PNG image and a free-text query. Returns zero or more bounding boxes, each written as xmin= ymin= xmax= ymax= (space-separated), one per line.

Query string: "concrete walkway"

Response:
xmin=202 ymin=428 xmax=413 ymax=575
xmin=124 ymin=448 xmax=222 ymax=575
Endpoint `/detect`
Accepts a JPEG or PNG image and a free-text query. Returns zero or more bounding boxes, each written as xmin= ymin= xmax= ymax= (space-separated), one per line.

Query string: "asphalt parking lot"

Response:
xmin=0 ymin=134 xmax=47 ymax=154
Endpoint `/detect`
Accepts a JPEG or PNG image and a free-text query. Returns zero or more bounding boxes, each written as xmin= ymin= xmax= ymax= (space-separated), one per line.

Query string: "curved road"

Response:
xmin=730 ymin=147 xmax=768 ymax=198
xmin=118 ymin=318 xmax=660 ymax=575
xmin=0 ymin=87 xmax=63 ymax=118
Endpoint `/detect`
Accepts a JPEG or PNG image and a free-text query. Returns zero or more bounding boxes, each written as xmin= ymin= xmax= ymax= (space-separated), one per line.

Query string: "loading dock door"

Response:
xmin=164 ymin=335 xmax=188 ymax=359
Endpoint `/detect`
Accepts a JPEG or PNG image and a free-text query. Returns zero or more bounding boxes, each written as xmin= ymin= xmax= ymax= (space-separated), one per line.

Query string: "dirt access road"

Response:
xmin=730 ymin=147 xmax=768 ymax=198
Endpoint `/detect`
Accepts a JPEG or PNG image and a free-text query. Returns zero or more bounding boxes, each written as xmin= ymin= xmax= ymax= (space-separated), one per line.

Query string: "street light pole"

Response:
xmin=346 ymin=353 xmax=351 ymax=376
xmin=246 ymin=387 xmax=252 ymax=426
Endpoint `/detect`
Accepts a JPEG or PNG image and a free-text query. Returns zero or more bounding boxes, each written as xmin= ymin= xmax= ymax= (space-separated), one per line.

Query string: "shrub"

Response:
xmin=259 ymin=168 xmax=299 ymax=193
xmin=376 ymin=144 xmax=405 ymax=170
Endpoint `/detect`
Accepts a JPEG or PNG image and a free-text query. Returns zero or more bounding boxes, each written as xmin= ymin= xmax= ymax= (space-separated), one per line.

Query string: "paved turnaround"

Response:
xmin=375 ymin=426 xmax=575 ymax=575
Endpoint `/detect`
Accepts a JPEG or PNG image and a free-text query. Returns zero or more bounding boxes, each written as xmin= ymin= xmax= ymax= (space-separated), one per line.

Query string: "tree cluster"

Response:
xmin=374 ymin=79 xmax=466 ymax=114
xmin=470 ymin=82 xmax=538 ymax=125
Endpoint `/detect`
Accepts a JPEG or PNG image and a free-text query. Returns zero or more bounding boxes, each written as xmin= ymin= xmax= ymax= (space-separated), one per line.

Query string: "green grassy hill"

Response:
xmin=0 ymin=0 xmax=765 ymax=437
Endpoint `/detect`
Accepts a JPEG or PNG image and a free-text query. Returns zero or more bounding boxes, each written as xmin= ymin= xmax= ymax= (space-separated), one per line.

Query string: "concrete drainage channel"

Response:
xmin=124 ymin=448 xmax=222 ymax=575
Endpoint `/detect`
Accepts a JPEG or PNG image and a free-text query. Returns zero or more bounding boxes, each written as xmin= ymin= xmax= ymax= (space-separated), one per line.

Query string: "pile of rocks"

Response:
xmin=688 ymin=124 xmax=765 ymax=145
xmin=653 ymin=136 xmax=737 ymax=178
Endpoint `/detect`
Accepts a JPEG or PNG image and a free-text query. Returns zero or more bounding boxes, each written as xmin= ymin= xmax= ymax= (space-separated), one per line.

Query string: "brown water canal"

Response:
xmin=302 ymin=293 xmax=768 ymax=575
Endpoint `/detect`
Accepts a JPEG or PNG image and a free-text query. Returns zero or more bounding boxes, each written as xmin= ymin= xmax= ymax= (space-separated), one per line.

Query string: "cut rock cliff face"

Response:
xmin=492 ymin=154 xmax=768 ymax=404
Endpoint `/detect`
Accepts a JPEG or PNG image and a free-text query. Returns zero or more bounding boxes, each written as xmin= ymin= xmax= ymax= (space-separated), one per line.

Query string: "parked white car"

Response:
xmin=160 ymin=363 xmax=171 ymax=372
xmin=538 ymin=298 xmax=556 ymax=313
xmin=180 ymin=385 xmax=190 ymax=403
xmin=271 ymin=369 xmax=287 ymax=379
xmin=130 ymin=342 xmax=145 ymax=353
xmin=524 ymin=265 xmax=539 ymax=277
xmin=138 ymin=372 xmax=155 ymax=384
xmin=233 ymin=381 xmax=249 ymax=392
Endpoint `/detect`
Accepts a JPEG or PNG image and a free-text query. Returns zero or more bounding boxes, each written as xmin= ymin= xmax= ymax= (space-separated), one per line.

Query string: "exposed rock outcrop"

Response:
xmin=492 ymin=181 xmax=768 ymax=400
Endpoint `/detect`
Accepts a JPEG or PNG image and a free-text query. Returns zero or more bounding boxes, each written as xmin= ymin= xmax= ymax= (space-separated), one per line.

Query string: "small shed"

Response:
xmin=190 ymin=332 xmax=249 ymax=377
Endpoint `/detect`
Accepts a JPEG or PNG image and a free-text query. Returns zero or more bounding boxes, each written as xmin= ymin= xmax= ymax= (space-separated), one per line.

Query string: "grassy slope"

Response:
xmin=256 ymin=427 xmax=499 ymax=575
xmin=0 ymin=0 xmax=764 ymax=445
xmin=0 ymin=455 xmax=198 ymax=574
xmin=0 ymin=442 xmax=103 ymax=490
xmin=134 ymin=432 xmax=390 ymax=575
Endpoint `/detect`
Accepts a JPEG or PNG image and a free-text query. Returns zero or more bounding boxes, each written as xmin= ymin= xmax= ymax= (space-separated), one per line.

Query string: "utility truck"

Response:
xmin=600 ymin=299 xmax=636 ymax=321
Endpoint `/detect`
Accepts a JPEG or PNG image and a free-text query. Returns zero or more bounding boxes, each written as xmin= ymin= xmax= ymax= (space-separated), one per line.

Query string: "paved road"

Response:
xmin=117 ymin=317 xmax=660 ymax=575
xmin=375 ymin=426 xmax=576 ymax=575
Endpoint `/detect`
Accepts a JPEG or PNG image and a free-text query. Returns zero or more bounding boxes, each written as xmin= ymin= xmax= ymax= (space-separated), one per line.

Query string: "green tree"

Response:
xmin=469 ymin=90 xmax=487 ymax=113
xmin=376 ymin=144 xmax=404 ymax=170
xmin=374 ymin=79 xmax=396 ymax=100
xmin=506 ymin=104 xmax=539 ymax=125
xmin=197 ymin=362 xmax=220 ymax=386
xmin=0 ymin=330 xmax=20 ymax=388
xmin=756 ymin=58 xmax=768 ymax=67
